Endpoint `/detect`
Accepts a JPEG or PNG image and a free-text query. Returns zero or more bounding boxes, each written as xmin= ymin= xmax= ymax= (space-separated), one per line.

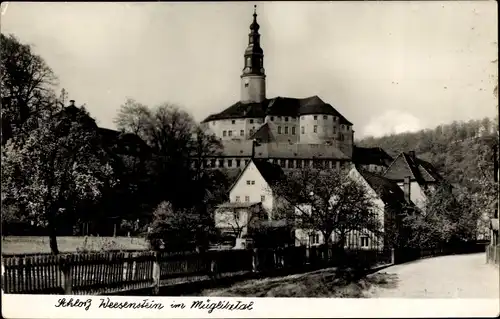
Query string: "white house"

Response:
xmin=294 ymin=165 xmax=412 ymax=250
xmin=214 ymin=158 xmax=288 ymax=247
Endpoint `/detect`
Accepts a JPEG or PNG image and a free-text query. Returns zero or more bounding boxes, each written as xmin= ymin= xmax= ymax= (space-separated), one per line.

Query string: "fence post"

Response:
xmin=391 ymin=248 xmax=395 ymax=264
xmin=252 ymin=248 xmax=259 ymax=273
xmin=60 ymin=255 xmax=73 ymax=295
xmin=152 ymin=252 xmax=160 ymax=295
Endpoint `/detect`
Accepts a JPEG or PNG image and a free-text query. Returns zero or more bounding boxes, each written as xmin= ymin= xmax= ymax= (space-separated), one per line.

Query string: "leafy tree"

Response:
xmin=1 ymin=33 xmax=58 ymax=145
xmin=273 ymin=168 xmax=382 ymax=249
xmin=1 ymin=104 xmax=116 ymax=254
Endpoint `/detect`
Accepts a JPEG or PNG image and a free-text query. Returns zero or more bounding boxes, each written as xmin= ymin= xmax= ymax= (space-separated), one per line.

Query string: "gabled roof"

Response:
xmin=228 ymin=158 xmax=286 ymax=194
xmin=215 ymin=140 xmax=350 ymax=160
xmin=203 ymin=95 xmax=352 ymax=125
xmin=384 ymin=152 xmax=443 ymax=184
xmin=98 ymin=127 xmax=152 ymax=155
xmin=352 ymin=146 xmax=393 ymax=166
xmin=249 ymin=123 xmax=274 ymax=143
xmin=357 ymin=169 xmax=411 ymax=208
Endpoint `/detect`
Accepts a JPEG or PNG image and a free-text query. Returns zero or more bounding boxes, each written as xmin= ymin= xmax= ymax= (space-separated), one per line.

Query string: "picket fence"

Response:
xmin=1 ymin=246 xmax=393 ymax=295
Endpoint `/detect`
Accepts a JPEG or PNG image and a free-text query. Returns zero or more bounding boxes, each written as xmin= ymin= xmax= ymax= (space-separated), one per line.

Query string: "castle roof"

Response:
xmin=216 ymin=140 xmax=350 ymax=160
xmin=203 ymin=95 xmax=352 ymax=125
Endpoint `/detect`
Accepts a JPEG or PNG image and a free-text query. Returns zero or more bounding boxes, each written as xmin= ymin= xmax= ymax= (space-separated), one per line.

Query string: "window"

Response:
xmin=249 ymin=129 xmax=254 ymax=136
xmin=310 ymin=234 xmax=320 ymax=245
xmin=228 ymin=130 xmax=232 ymax=137
xmin=277 ymin=116 xmax=282 ymax=121
xmin=236 ymin=159 xmax=241 ymax=167
xmin=228 ymin=159 xmax=233 ymax=167
xmin=219 ymin=159 xmax=224 ymax=167
xmin=288 ymin=160 xmax=294 ymax=168
xmin=280 ymin=159 xmax=286 ymax=167
xmin=284 ymin=126 xmax=289 ymax=134
xmin=361 ymin=236 xmax=369 ymax=248
xmin=223 ymin=130 xmax=227 ymax=137
xmin=210 ymin=159 xmax=216 ymax=167
xmin=278 ymin=126 xmax=282 ymax=134
xmin=247 ymin=180 xmax=251 ymax=185
xmin=270 ymin=116 xmax=274 ymax=121
xmin=245 ymin=196 xmax=250 ymax=202
xmin=261 ymin=195 xmax=265 ymax=202
xmin=246 ymin=57 xmax=251 ymax=66
xmin=323 ymin=115 xmax=327 ymax=120
xmin=292 ymin=127 xmax=296 ymax=135
xmin=236 ymin=196 xmax=241 ymax=202
xmin=244 ymin=160 xmax=249 ymax=165
xmin=296 ymin=160 xmax=302 ymax=168
xmin=240 ymin=130 xmax=244 ymax=136
xmin=314 ymin=125 xmax=317 ymax=133
xmin=333 ymin=126 xmax=336 ymax=134
xmin=249 ymin=119 xmax=254 ymax=124
xmin=314 ymin=115 xmax=317 ymax=120
xmin=285 ymin=117 xmax=289 ymax=122
xmin=301 ymin=126 xmax=305 ymax=134
xmin=251 ymin=180 xmax=255 ymax=185
xmin=244 ymin=83 xmax=249 ymax=88
xmin=232 ymin=120 xmax=236 ymax=124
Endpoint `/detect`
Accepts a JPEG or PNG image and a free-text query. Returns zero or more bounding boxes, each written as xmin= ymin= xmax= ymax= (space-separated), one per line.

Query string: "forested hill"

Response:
xmin=356 ymin=117 xmax=498 ymax=190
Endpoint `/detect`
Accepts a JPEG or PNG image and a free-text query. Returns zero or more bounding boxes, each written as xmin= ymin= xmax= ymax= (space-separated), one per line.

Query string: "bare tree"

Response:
xmin=215 ymin=205 xmax=266 ymax=239
xmin=273 ymin=168 xmax=383 ymax=250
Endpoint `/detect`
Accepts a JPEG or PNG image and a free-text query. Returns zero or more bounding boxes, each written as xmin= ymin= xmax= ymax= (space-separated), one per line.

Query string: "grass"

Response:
xmin=197 ymin=268 xmax=399 ymax=298
xmin=1 ymin=236 xmax=149 ymax=255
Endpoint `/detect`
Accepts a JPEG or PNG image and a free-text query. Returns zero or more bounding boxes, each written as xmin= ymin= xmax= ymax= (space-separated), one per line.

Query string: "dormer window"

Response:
xmin=232 ymin=120 xmax=236 ymax=124
xmin=249 ymin=119 xmax=254 ymax=124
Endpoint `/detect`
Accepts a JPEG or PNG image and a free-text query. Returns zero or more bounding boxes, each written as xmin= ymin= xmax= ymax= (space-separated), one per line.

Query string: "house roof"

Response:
xmin=491 ymin=218 xmax=499 ymax=231
xmin=249 ymin=123 xmax=274 ymax=142
xmin=358 ymin=169 xmax=410 ymax=208
xmin=384 ymin=152 xmax=443 ymax=183
xmin=352 ymin=146 xmax=394 ymax=166
xmin=228 ymin=158 xmax=286 ymax=194
xmin=217 ymin=202 xmax=261 ymax=209
xmin=98 ymin=127 xmax=151 ymax=155
xmin=215 ymin=140 xmax=350 ymax=160
xmin=202 ymin=95 xmax=352 ymax=125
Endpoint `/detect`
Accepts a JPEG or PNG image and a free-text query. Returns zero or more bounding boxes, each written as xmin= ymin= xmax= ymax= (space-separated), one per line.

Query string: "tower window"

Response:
xmin=314 ymin=125 xmax=317 ymax=133
xmin=249 ymin=119 xmax=254 ymax=124
xmin=323 ymin=115 xmax=327 ymax=120
xmin=301 ymin=126 xmax=305 ymax=134
xmin=244 ymin=83 xmax=249 ymax=88
xmin=292 ymin=127 xmax=296 ymax=135
xmin=223 ymin=130 xmax=227 ymax=137
xmin=285 ymin=126 xmax=288 ymax=134
xmin=232 ymin=120 xmax=236 ymax=124
xmin=285 ymin=117 xmax=289 ymax=122
xmin=314 ymin=115 xmax=318 ymax=120
xmin=246 ymin=57 xmax=251 ymax=66
xmin=278 ymin=126 xmax=282 ymax=134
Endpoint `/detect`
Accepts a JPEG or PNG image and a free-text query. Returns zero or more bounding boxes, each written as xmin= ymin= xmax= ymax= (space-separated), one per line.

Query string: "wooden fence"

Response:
xmin=1 ymin=247 xmax=392 ymax=295
xmin=486 ymin=245 xmax=500 ymax=265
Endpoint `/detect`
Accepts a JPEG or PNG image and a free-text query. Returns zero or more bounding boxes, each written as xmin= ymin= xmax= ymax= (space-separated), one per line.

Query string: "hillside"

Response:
xmin=356 ymin=117 xmax=498 ymax=190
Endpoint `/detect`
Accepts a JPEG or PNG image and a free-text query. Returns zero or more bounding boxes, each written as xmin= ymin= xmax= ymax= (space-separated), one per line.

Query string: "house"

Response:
xmin=384 ymin=151 xmax=444 ymax=210
xmin=294 ymin=165 xmax=413 ymax=250
xmin=214 ymin=158 xmax=289 ymax=247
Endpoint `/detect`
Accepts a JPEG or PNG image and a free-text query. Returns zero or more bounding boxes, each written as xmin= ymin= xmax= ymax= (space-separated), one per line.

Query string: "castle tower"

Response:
xmin=241 ymin=5 xmax=266 ymax=104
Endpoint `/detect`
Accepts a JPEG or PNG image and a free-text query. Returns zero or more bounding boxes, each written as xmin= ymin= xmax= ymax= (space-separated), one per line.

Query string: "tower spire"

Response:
xmin=240 ymin=5 xmax=266 ymax=103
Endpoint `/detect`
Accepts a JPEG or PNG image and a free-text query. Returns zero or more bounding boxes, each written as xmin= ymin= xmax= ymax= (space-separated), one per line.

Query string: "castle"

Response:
xmin=201 ymin=6 xmax=357 ymax=171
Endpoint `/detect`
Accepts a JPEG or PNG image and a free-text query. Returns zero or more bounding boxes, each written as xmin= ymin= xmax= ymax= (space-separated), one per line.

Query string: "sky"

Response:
xmin=1 ymin=1 xmax=498 ymax=139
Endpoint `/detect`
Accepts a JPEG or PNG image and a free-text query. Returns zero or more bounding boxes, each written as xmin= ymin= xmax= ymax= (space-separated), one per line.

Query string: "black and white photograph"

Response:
xmin=1 ymin=1 xmax=499 ymax=318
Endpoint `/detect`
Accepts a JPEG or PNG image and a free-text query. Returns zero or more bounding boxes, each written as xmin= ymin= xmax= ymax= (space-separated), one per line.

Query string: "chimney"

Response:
xmin=69 ymin=100 xmax=75 ymax=107
xmin=403 ymin=176 xmax=411 ymax=203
